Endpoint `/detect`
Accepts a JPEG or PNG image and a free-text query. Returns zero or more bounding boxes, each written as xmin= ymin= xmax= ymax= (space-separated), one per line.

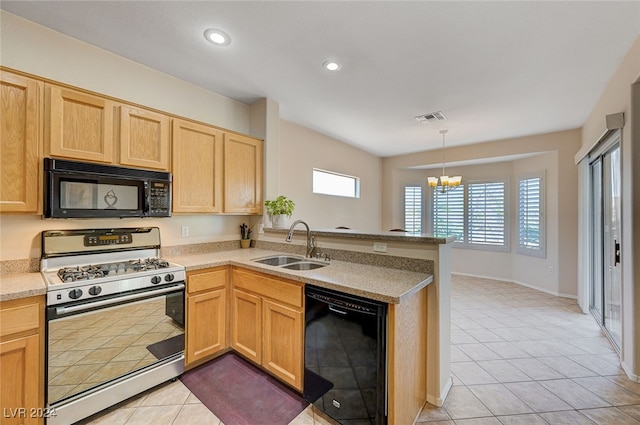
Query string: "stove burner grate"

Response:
xmin=57 ymin=258 xmax=171 ymax=282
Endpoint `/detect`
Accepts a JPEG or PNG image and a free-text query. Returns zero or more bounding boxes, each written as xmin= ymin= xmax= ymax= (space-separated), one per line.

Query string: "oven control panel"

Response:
xmin=84 ymin=233 xmax=132 ymax=246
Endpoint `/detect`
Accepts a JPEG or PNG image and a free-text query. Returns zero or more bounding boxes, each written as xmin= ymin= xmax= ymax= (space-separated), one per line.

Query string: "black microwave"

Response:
xmin=44 ymin=158 xmax=172 ymax=219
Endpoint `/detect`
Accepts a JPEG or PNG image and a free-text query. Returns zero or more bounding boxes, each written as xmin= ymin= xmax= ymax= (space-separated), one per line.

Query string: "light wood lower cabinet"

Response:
xmin=230 ymin=267 xmax=304 ymax=391
xmin=185 ymin=267 xmax=228 ymax=368
xmin=0 ymin=71 xmax=42 ymax=213
xmin=230 ymin=288 xmax=262 ymax=364
xmin=0 ymin=296 xmax=44 ymax=425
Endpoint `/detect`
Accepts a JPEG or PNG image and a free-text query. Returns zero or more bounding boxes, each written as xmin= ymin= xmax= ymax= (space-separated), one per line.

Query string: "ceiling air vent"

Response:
xmin=415 ymin=111 xmax=446 ymax=123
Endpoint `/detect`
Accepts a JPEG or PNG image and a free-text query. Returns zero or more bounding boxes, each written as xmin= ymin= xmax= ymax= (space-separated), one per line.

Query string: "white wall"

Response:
xmin=578 ymin=34 xmax=640 ymax=381
xmin=275 ymin=120 xmax=382 ymax=231
xmin=382 ymin=129 xmax=580 ymax=297
xmin=0 ymin=11 xmax=260 ymax=260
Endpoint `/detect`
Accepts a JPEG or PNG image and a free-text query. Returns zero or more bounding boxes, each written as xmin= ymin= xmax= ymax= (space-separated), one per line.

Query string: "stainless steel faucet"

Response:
xmin=286 ymin=220 xmax=315 ymax=258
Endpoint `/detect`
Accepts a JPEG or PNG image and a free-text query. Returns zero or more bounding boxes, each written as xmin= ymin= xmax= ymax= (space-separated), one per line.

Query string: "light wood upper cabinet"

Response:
xmin=0 ymin=296 xmax=45 ymax=425
xmin=0 ymin=71 xmax=42 ymax=213
xmin=172 ymin=119 xmax=224 ymax=213
xmin=46 ymin=84 xmax=115 ymax=163
xmin=186 ymin=267 xmax=228 ymax=368
xmin=223 ymin=133 xmax=263 ymax=214
xmin=120 ymin=105 xmax=170 ymax=171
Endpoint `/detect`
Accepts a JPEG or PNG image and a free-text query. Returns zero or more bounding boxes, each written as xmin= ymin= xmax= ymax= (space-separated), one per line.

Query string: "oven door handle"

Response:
xmin=55 ymin=283 xmax=185 ymax=315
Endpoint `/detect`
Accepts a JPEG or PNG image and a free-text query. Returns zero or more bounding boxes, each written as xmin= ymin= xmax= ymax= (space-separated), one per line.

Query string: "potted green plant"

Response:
xmin=264 ymin=195 xmax=295 ymax=229
xmin=239 ymin=222 xmax=252 ymax=248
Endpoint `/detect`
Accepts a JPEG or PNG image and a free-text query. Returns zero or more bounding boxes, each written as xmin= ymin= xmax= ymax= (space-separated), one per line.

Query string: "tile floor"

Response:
xmin=81 ymin=274 xmax=640 ymax=425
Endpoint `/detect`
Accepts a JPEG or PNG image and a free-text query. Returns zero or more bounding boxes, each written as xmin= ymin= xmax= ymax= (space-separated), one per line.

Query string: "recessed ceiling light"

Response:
xmin=322 ymin=60 xmax=342 ymax=71
xmin=204 ymin=28 xmax=231 ymax=46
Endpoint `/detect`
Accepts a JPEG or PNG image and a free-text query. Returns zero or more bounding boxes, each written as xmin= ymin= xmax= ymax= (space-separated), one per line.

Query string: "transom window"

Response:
xmin=312 ymin=169 xmax=360 ymax=198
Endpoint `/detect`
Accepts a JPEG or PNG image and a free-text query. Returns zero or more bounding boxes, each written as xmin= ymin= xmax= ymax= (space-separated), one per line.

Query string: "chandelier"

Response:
xmin=427 ymin=129 xmax=462 ymax=193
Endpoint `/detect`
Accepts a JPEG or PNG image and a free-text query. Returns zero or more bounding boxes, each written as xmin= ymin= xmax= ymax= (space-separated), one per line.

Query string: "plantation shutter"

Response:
xmin=404 ymin=186 xmax=422 ymax=233
xmin=432 ymin=185 xmax=464 ymax=242
xmin=518 ymin=176 xmax=543 ymax=253
xmin=468 ymin=182 xmax=505 ymax=245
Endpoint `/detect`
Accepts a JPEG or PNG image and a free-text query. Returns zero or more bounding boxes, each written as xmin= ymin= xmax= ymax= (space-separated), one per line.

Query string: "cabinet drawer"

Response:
xmin=232 ymin=268 xmax=302 ymax=308
xmin=187 ymin=267 xmax=228 ymax=294
xmin=0 ymin=297 xmax=42 ymax=338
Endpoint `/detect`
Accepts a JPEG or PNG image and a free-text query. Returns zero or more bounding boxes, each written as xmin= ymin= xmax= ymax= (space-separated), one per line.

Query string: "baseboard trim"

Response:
xmin=426 ymin=376 xmax=453 ymax=408
xmin=621 ymin=361 xmax=640 ymax=383
xmin=452 ymin=272 xmax=578 ymax=299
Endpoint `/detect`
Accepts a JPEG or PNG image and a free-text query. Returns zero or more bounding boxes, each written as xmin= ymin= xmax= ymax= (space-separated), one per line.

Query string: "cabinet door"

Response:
xmin=186 ymin=289 xmax=227 ymax=366
xmin=120 ymin=105 xmax=170 ymax=170
xmin=172 ymin=119 xmax=223 ymax=213
xmin=0 ymin=71 xmax=42 ymax=213
xmin=0 ymin=335 xmax=41 ymax=425
xmin=46 ymin=85 xmax=115 ymax=163
xmin=231 ymin=288 xmax=262 ymax=364
xmin=262 ymin=299 xmax=303 ymax=390
xmin=223 ymin=133 xmax=263 ymax=214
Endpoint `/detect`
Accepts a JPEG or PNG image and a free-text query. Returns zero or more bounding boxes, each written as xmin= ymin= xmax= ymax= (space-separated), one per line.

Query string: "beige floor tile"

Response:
xmin=503 ymin=381 xmax=571 ymax=412
xmin=81 ymin=407 xmax=137 ymax=424
xmin=537 ymin=356 xmax=598 ymax=378
xmin=415 ymin=421 xmax=455 ymax=425
xmin=606 ymin=375 xmax=640 ymax=396
xmin=451 ymin=346 xmax=473 ymax=362
xmin=454 ymin=419 xmax=502 ymax=425
xmin=539 ymin=379 xmax=610 ymax=410
xmin=477 ymin=360 xmax=530 ymax=383
xmin=141 ymin=380 xmax=191 ymax=406
xmin=539 ymin=410 xmax=596 ymax=424
xmin=287 ymin=405 xmax=316 ymax=425
xmin=465 ymin=329 xmax=505 ymax=343
xmin=579 ymin=407 xmax=640 ymax=425
xmin=185 ymin=393 xmax=203 ymax=404
xmin=467 ymin=384 xmax=533 ymax=416
xmin=122 ymin=405 xmax=181 ymax=425
xmin=482 ymin=342 xmax=530 ymax=359
xmin=451 ymin=330 xmax=480 ymax=344
xmin=416 ymin=402 xmax=451 ymax=422
xmin=619 ymin=405 xmax=640 ymax=421
xmin=495 ymin=413 xmax=547 ymax=425
xmin=507 ymin=358 xmax=566 ymax=380
xmin=451 ymin=362 xmax=498 ymax=385
xmin=568 ymin=354 xmax=624 ymax=376
xmin=442 ymin=386 xmax=493 ymax=419
xmin=457 ymin=343 xmax=501 ymax=361
xmin=173 ymin=403 xmax=220 ymax=425
xmin=572 ymin=376 xmax=640 ymax=406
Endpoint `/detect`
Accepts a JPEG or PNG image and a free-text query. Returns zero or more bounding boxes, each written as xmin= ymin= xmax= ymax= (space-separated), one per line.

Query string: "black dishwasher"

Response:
xmin=304 ymin=285 xmax=387 ymax=425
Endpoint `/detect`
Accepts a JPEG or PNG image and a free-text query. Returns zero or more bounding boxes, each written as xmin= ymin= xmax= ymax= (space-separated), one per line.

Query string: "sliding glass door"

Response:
xmin=589 ymin=137 xmax=622 ymax=349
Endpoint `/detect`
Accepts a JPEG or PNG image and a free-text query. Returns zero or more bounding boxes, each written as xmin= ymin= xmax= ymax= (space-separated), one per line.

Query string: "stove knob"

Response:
xmin=164 ymin=273 xmax=175 ymax=282
xmin=69 ymin=288 xmax=83 ymax=299
xmin=88 ymin=286 xmax=102 ymax=296
xmin=151 ymin=276 xmax=162 ymax=284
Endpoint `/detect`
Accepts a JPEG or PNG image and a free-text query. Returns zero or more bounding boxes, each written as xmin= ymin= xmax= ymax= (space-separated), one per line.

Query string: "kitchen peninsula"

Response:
xmin=163 ymin=227 xmax=454 ymax=425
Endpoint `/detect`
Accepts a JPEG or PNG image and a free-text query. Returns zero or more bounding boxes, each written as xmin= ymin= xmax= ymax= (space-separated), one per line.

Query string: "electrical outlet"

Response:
xmin=548 ymin=266 xmax=554 ymax=275
xmin=181 ymin=226 xmax=189 ymax=238
xmin=373 ymin=242 xmax=387 ymax=253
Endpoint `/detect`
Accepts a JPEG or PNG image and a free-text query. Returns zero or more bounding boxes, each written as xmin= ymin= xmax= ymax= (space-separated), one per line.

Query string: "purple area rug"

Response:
xmin=180 ymin=353 xmax=308 ymax=425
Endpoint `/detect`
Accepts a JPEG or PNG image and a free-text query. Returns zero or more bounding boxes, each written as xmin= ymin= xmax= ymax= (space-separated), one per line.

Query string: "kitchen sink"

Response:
xmin=252 ymin=255 xmax=305 ymax=266
xmin=281 ymin=261 xmax=327 ymax=270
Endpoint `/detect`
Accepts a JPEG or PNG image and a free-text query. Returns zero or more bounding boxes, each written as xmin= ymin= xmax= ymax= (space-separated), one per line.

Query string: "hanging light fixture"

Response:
xmin=428 ymin=129 xmax=462 ymax=193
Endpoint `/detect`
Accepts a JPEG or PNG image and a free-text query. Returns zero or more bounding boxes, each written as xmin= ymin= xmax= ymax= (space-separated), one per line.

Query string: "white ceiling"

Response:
xmin=2 ymin=1 xmax=639 ymax=157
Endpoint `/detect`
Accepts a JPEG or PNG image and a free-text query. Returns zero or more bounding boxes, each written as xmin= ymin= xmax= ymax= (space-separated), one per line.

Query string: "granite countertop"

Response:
xmin=0 ymin=248 xmax=433 ymax=304
xmin=264 ymin=227 xmax=456 ymax=244
xmin=165 ymin=248 xmax=433 ymax=304
xmin=0 ymin=272 xmax=47 ymax=301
